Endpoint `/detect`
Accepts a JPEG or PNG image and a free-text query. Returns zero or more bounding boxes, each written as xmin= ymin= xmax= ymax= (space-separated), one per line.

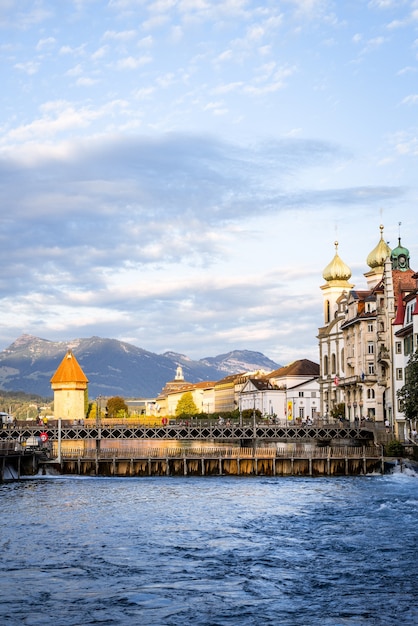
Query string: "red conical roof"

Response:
xmin=50 ymin=350 xmax=89 ymax=384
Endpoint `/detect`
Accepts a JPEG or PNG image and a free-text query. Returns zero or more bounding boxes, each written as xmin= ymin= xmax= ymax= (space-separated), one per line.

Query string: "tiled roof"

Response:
xmin=269 ymin=359 xmax=319 ymax=378
xmin=50 ymin=350 xmax=89 ymax=384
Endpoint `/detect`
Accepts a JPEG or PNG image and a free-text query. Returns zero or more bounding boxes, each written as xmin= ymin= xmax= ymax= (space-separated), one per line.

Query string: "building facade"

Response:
xmin=318 ymin=225 xmax=417 ymax=436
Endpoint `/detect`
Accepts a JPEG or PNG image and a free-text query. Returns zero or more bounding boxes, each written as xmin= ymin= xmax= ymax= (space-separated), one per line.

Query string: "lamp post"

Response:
xmin=96 ymin=395 xmax=102 ymax=427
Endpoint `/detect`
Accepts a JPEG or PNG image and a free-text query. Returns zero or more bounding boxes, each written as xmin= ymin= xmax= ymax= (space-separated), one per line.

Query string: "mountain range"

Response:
xmin=0 ymin=334 xmax=280 ymax=398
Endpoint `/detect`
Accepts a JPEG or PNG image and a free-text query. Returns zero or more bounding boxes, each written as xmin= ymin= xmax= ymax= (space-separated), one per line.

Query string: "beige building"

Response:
xmin=50 ymin=350 xmax=89 ymax=421
xmin=318 ymin=225 xmax=416 ymax=428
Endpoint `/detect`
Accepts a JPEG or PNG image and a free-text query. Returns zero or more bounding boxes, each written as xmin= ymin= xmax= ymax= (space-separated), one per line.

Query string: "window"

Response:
xmin=396 ymin=368 xmax=403 ymax=381
xmin=311 ymin=391 xmax=316 ymax=398
xmin=395 ymin=342 xmax=402 ymax=354
xmin=367 ymin=342 xmax=374 ymax=354
xmin=367 ymin=389 xmax=375 ymax=399
xmin=368 ymin=322 xmax=374 ymax=332
xmin=406 ymin=304 xmax=413 ymax=324
xmin=368 ymin=363 xmax=375 ymax=375
xmin=324 ymin=355 xmax=328 ymax=376
xmin=404 ymin=336 xmax=413 ymax=356
xmin=331 ymin=353 xmax=336 ymax=374
xmin=325 ymin=300 xmax=330 ymax=324
xmin=298 ymin=391 xmax=304 ymax=397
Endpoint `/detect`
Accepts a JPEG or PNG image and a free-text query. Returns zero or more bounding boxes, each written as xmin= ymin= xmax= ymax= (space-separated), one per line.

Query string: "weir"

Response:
xmin=42 ymin=445 xmax=384 ymax=477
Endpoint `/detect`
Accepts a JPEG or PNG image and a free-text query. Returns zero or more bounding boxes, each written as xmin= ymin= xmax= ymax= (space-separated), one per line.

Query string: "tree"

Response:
xmin=397 ymin=350 xmax=418 ymax=421
xmin=107 ymin=396 xmax=129 ymax=418
xmin=175 ymin=392 xmax=198 ymax=417
xmin=330 ymin=402 xmax=345 ymax=420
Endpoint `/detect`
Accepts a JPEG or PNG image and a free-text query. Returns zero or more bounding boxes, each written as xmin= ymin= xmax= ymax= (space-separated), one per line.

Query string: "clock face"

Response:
xmin=398 ymin=254 xmax=407 ymax=268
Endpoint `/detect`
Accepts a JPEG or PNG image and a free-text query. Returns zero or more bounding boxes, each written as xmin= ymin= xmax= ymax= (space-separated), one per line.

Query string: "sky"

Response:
xmin=1 ymin=0 xmax=418 ymax=367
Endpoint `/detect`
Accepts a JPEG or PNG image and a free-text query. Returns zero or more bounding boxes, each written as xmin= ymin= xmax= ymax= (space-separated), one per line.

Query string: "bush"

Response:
xmin=385 ymin=439 xmax=405 ymax=457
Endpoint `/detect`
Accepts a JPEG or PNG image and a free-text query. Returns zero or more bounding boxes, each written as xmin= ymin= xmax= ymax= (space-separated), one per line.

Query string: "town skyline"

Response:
xmin=1 ymin=1 xmax=418 ymax=365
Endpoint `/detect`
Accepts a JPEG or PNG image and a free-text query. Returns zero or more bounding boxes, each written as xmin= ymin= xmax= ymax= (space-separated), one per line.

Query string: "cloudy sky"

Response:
xmin=1 ymin=0 xmax=418 ymax=366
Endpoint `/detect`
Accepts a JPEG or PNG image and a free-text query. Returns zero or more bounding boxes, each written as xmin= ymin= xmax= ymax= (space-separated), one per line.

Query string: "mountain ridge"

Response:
xmin=0 ymin=335 xmax=281 ymax=398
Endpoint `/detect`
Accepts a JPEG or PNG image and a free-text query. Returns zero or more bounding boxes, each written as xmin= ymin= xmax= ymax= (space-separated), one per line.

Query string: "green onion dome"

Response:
xmin=390 ymin=237 xmax=410 ymax=271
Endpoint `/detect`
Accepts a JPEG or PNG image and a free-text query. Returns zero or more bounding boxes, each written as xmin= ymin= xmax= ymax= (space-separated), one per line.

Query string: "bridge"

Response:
xmin=0 ymin=421 xmax=376 ymax=444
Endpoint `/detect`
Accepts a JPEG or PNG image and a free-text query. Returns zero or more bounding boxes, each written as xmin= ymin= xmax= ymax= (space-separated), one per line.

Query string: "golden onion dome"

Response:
xmin=366 ymin=224 xmax=391 ymax=269
xmin=322 ymin=241 xmax=352 ymax=282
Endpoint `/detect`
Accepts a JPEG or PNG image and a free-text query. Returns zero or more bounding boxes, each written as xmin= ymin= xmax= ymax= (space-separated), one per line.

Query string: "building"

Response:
xmin=268 ymin=359 xmax=320 ymax=422
xmin=239 ymin=378 xmax=284 ymax=419
xmin=318 ymin=225 xmax=416 ymax=433
xmin=50 ymin=350 xmax=89 ymax=421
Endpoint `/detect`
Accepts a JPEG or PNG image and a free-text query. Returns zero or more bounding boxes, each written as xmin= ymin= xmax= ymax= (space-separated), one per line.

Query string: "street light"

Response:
xmin=96 ymin=395 xmax=102 ymax=427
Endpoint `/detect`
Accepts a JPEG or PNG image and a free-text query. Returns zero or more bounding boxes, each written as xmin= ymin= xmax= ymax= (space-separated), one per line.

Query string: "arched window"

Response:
xmin=325 ymin=300 xmax=330 ymax=324
xmin=367 ymin=389 xmax=375 ymax=399
xmin=324 ymin=355 xmax=329 ymax=376
xmin=331 ymin=353 xmax=336 ymax=374
xmin=341 ymin=348 xmax=344 ymax=373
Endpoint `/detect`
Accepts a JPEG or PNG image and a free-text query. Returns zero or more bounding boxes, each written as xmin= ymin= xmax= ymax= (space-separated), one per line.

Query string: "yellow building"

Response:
xmin=50 ymin=350 xmax=89 ymax=421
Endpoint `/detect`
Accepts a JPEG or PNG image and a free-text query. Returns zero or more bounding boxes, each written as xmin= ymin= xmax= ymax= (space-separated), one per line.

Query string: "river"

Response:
xmin=1 ymin=471 xmax=417 ymax=625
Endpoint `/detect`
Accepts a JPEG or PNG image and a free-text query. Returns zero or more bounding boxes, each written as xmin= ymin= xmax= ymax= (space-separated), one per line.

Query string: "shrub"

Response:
xmin=385 ymin=439 xmax=405 ymax=457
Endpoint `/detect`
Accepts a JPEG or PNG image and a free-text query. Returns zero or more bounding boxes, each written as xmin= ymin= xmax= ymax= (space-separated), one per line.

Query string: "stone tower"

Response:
xmin=50 ymin=350 xmax=89 ymax=421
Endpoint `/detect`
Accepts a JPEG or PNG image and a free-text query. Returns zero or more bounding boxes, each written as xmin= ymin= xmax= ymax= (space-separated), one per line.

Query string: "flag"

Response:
xmin=361 ymin=372 xmax=365 ymax=381
xmin=334 ymin=376 xmax=339 ymax=386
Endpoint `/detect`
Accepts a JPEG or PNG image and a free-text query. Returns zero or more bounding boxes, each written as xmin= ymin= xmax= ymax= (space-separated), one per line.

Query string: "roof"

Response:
xmin=50 ymin=350 xmax=89 ymax=384
xmin=269 ymin=359 xmax=319 ymax=378
xmin=245 ymin=379 xmax=275 ymax=391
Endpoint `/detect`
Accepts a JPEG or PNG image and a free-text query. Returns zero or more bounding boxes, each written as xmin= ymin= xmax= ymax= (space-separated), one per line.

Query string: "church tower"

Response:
xmin=365 ymin=224 xmax=391 ymax=289
xmin=50 ymin=350 xmax=89 ymax=421
xmin=318 ymin=241 xmax=353 ymax=418
xmin=320 ymin=241 xmax=353 ymax=325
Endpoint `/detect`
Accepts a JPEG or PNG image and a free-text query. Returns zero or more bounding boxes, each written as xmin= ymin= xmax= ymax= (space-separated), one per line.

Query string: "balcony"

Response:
xmin=377 ymin=347 xmax=391 ymax=365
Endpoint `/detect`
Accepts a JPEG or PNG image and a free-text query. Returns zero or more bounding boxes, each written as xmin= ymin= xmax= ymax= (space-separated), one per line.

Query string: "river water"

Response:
xmin=1 ymin=471 xmax=417 ymax=626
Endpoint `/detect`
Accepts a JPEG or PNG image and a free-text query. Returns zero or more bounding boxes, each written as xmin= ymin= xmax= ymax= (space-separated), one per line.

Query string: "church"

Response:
xmin=318 ymin=225 xmax=417 ymax=439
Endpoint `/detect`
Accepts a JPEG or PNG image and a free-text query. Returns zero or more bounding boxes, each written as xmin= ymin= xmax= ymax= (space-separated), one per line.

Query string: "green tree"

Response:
xmin=107 ymin=396 xmax=128 ymax=418
xmin=330 ymin=402 xmax=345 ymax=420
xmin=397 ymin=350 xmax=418 ymax=421
xmin=175 ymin=392 xmax=198 ymax=417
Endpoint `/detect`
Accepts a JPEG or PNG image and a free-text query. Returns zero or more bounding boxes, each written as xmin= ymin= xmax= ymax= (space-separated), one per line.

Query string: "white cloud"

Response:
xmin=91 ymin=46 xmax=108 ymax=60
xmin=113 ymin=54 xmax=153 ymax=69
xmin=36 ymin=37 xmax=56 ymax=51
xmin=14 ymin=60 xmax=39 ymax=74
xmin=103 ymin=29 xmax=137 ymax=41
xmin=401 ymin=94 xmax=418 ymax=104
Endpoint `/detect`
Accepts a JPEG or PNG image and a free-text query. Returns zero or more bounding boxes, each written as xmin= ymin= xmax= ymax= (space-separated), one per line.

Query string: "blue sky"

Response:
xmin=1 ymin=0 xmax=418 ymax=366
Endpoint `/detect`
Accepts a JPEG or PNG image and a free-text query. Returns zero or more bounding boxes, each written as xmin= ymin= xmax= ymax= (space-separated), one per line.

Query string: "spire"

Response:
xmin=366 ymin=224 xmax=391 ymax=270
xmin=390 ymin=223 xmax=410 ymax=271
xmin=322 ymin=241 xmax=352 ymax=282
